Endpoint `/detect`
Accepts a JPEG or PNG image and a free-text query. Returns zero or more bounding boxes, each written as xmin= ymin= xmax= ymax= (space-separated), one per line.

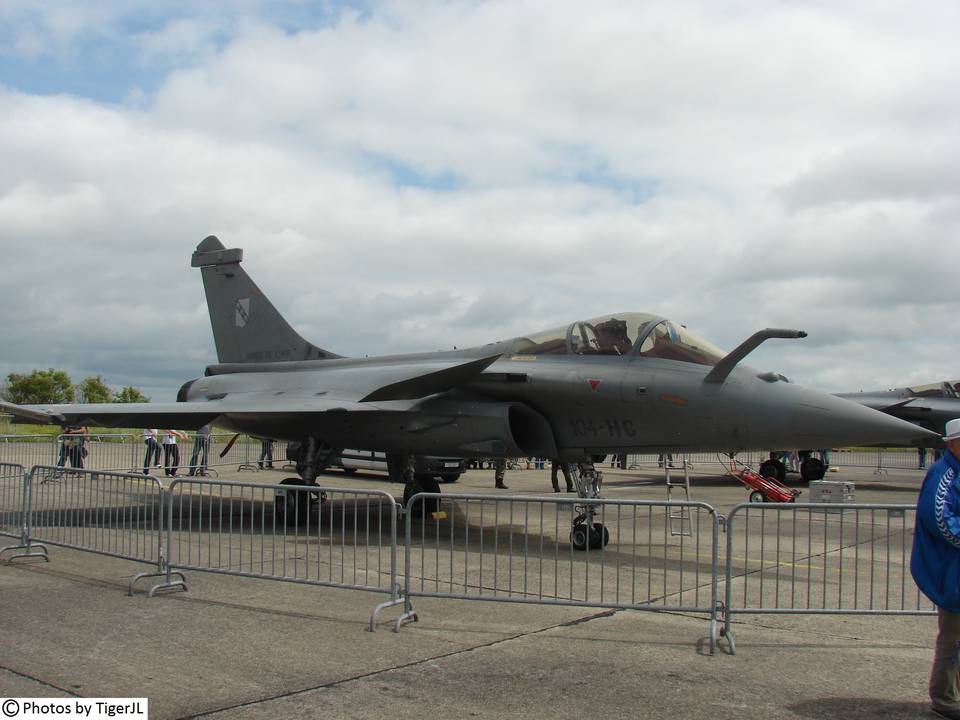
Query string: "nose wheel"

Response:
xmin=570 ymin=521 xmax=610 ymax=550
xmin=566 ymin=462 xmax=610 ymax=550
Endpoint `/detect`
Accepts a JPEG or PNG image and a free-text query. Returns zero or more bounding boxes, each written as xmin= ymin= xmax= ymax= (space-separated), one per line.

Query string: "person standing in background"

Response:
xmin=161 ymin=429 xmax=186 ymax=477
xmin=189 ymin=424 xmax=212 ymax=476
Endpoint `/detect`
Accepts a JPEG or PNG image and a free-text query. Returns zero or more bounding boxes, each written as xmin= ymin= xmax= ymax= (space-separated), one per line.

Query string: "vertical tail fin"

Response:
xmin=191 ymin=236 xmax=340 ymax=363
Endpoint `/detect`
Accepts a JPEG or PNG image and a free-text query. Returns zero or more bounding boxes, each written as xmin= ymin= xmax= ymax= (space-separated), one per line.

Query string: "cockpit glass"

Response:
xmin=511 ymin=324 xmax=571 ymax=355
xmin=909 ymin=380 xmax=960 ymax=399
xmin=637 ymin=320 xmax=726 ymax=367
xmin=506 ymin=312 xmax=726 ymax=366
xmin=568 ymin=314 xmax=651 ymax=355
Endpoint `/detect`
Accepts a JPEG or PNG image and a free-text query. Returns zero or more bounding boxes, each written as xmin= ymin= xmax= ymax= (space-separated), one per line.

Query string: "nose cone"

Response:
xmin=790 ymin=389 xmax=939 ymax=448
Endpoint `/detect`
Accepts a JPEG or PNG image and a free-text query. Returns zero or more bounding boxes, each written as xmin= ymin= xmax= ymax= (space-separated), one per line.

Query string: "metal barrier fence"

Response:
xmin=722 ymin=502 xmax=933 ymax=654
xmin=626 ymin=452 xmax=766 ymax=471
xmin=401 ymin=492 xmax=721 ymax=652
xmin=0 ymin=462 xmax=25 ymax=540
xmin=0 ymin=462 xmax=46 ymax=561
xmin=831 ymin=448 xmax=924 ymax=471
xmin=0 ymin=435 xmax=56 ymax=470
xmin=142 ymin=434 xmax=280 ymax=475
xmin=0 ymin=433 xmax=285 ymax=476
xmin=164 ymin=478 xmax=403 ymax=628
xmin=3 ymin=463 xmax=938 ymax=650
xmin=626 ymin=449 xmax=927 ymax=473
xmin=55 ymin=433 xmax=138 ymax=472
xmin=26 ymin=465 xmax=184 ymax=594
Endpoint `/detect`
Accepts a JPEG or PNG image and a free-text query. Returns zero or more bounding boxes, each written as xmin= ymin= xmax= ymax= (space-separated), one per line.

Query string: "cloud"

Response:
xmin=0 ymin=0 xmax=958 ymax=402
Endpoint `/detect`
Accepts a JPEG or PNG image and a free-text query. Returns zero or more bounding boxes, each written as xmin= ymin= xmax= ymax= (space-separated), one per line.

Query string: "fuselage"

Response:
xmin=183 ymin=346 xmax=929 ymax=460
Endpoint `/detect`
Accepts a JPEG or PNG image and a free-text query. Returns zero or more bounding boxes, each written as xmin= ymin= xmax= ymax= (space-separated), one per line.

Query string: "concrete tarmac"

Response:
xmin=0 ymin=461 xmax=940 ymax=719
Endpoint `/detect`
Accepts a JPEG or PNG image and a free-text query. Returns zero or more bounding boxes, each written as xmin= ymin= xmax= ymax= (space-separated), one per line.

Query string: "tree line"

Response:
xmin=1 ymin=368 xmax=150 ymax=405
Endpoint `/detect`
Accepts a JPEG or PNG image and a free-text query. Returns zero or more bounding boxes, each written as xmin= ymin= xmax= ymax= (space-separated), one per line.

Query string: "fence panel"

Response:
xmin=0 ymin=435 xmax=55 ymax=469
xmin=626 ymin=451 xmax=765 ymax=472
xmin=402 ymin=493 xmax=720 ymax=650
xmin=26 ymin=465 xmax=165 ymax=567
xmin=723 ymin=502 xmax=933 ymax=653
xmin=0 ymin=462 xmax=48 ymax=561
xmin=1 ymin=462 xmax=26 ymax=541
xmin=55 ymin=433 xmax=138 ymax=473
xmin=205 ymin=434 xmax=263 ymax=472
xmin=165 ymin=479 xmax=401 ymax=624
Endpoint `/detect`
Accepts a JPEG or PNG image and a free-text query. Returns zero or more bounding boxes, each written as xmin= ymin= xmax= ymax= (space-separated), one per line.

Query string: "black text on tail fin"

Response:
xmin=191 ymin=236 xmax=340 ymax=363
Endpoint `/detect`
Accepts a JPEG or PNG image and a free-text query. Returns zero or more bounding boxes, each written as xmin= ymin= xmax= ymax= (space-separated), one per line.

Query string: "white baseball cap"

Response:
xmin=944 ymin=418 xmax=960 ymax=441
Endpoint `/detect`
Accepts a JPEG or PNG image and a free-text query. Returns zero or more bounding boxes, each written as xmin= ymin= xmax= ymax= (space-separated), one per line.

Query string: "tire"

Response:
xmin=341 ymin=467 xmax=358 ymax=475
xmin=591 ymin=523 xmax=610 ymax=549
xmin=275 ymin=478 xmax=318 ymax=526
xmin=571 ymin=523 xmax=590 ymax=551
xmin=749 ymin=490 xmax=765 ymax=503
xmin=386 ymin=454 xmax=405 ymax=483
xmin=404 ymin=474 xmax=441 ymax=517
xmin=800 ymin=458 xmax=825 ymax=482
xmin=759 ymin=459 xmax=786 ymax=483
xmin=439 ymin=473 xmax=460 ymax=484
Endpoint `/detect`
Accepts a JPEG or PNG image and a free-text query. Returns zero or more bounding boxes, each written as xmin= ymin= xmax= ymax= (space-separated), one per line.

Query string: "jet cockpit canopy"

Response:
xmin=508 ymin=312 xmax=727 ymax=367
xmin=906 ymin=380 xmax=960 ymax=399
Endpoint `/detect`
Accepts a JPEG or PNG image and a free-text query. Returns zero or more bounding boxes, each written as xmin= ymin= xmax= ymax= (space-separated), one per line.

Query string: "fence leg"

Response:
xmin=717 ymin=602 xmax=737 ymax=655
xmin=129 ymin=488 xmax=187 ymax=596
xmin=1 ymin=469 xmax=48 ymax=562
xmin=369 ymin=501 xmax=412 ymax=631
xmin=0 ymin=539 xmax=49 ymax=562
xmin=874 ymin=450 xmax=888 ymax=475
xmin=393 ymin=595 xmax=419 ymax=633
xmin=237 ymin=439 xmax=258 ymax=472
xmin=393 ymin=503 xmax=418 ymax=632
xmin=369 ymin=588 xmax=408 ymax=632
xmin=128 ymin=563 xmax=188 ymax=596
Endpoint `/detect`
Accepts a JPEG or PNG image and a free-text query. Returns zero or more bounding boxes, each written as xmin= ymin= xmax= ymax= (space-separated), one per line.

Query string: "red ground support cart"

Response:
xmin=738 ymin=466 xmax=802 ymax=503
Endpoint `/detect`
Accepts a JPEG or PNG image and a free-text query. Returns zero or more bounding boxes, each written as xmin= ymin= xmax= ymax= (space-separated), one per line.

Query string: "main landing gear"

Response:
xmin=566 ymin=461 xmax=610 ymax=551
xmin=387 ymin=454 xmax=441 ymax=516
xmin=759 ymin=452 xmax=826 ymax=484
xmin=274 ymin=438 xmax=335 ymax=526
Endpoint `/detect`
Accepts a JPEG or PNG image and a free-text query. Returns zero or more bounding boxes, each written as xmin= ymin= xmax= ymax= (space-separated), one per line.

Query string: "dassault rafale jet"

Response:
xmin=1 ymin=236 xmax=937 ymax=548
xmin=838 ymin=380 xmax=960 ymax=447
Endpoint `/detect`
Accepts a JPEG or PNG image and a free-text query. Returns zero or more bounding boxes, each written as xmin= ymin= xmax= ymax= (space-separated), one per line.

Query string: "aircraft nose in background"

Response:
xmin=790 ymin=389 xmax=939 ymax=448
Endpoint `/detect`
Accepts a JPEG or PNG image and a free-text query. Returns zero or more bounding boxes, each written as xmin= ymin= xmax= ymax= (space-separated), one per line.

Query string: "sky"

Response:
xmin=0 ymin=0 xmax=957 ymax=402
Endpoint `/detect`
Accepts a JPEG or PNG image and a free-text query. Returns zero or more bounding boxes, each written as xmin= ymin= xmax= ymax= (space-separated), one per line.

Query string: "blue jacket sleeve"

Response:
xmin=935 ymin=469 xmax=960 ymax=549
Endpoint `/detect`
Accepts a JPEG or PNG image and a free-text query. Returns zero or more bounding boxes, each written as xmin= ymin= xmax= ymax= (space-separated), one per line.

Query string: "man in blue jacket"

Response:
xmin=912 ymin=418 xmax=960 ymax=720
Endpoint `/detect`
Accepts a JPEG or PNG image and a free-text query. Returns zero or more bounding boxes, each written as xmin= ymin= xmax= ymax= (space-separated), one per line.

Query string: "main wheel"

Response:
xmin=404 ymin=474 xmax=441 ymax=516
xmin=759 ymin=459 xmax=786 ymax=483
xmin=591 ymin=522 xmax=610 ymax=549
xmin=749 ymin=490 xmax=765 ymax=503
xmin=275 ymin=478 xmax=321 ymax=526
xmin=386 ymin=454 xmax=405 ymax=483
xmin=800 ymin=457 xmax=825 ymax=482
xmin=571 ymin=523 xmax=590 ymax=551
xmin=439 ymin=473 xmax=461 ymax=483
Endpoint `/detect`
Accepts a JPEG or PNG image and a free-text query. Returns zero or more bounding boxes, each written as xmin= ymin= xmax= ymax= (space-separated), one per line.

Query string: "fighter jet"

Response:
xmin=838 ymin=380 xmax=960 ymax=446
xmin=1 ymin=236 xmax=937 ymax=548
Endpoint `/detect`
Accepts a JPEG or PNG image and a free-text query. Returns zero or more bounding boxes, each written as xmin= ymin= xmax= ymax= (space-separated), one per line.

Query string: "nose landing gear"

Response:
xmin=566 ymin=462 xmax=610 ymax=551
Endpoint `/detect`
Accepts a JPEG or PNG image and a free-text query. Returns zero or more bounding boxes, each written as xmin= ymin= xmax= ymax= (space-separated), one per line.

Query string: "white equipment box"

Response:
xmin=809 ymin=480 xmax=855 ymax=505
